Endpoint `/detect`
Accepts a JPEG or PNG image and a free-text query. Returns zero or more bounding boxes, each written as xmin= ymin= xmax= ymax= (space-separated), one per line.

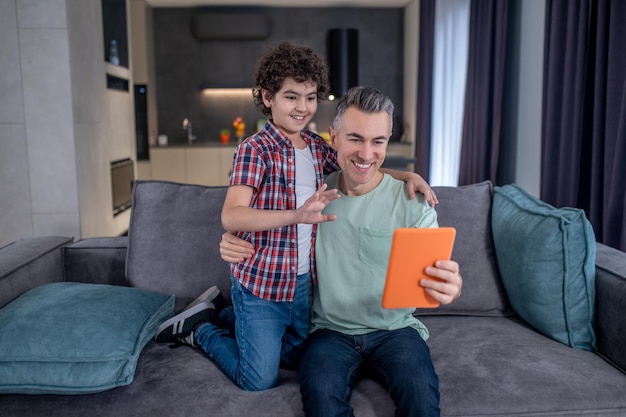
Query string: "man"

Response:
xmin=220 ymin=86 xmax=462 ymax=416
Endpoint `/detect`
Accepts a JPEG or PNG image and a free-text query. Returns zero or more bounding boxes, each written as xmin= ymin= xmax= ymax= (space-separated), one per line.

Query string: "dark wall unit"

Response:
xmin=191 ymin=12 xmax=271 ymax=41
xmin=152 ymin=7 xmax=404 ymax=143
xmin=102 ymin=0 xmax=129 ymax=68
xmin=327 ymin=28 xmax=359 ymax=98
xmin=134 ymin=85 xmax=149 ymax=160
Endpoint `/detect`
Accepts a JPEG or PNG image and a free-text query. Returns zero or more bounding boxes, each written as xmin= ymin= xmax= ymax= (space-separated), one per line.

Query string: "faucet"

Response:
xmin=182 ymin=118 xmax=196 ymax=145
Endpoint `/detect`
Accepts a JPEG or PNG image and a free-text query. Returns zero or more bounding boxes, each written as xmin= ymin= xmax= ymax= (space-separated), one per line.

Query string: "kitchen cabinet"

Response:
xmin=150 ymin=148 xmax=186 ymax=183
xmin=146 ymin=143 xmax=411 ymax=187
xmin=186 ymin=148 xmax=222 ymax=186
xmin=148 ymin=146 xmax=235 ymax=186
xmin=218 ymin=146 xmax=236 ymax=180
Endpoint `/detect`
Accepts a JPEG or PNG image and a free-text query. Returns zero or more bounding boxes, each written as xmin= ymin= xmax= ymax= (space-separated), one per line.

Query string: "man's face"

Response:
xmin=262 ymin=77 xmax=318 ymax=139
xmin=330 ymin=106 xmax=390 ymax=196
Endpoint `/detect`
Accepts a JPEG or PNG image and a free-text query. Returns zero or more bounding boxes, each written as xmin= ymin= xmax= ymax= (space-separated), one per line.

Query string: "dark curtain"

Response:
xmin=458 ymin=0 xmax=513 ymax=186
xmin=414 ymin=0 xmax=435 ymax=181
xmin=542 ymin=0 xmax=626 ymax=251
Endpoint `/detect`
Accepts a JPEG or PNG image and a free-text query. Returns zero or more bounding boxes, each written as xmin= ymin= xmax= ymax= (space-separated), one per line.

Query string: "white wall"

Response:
xmin=0 ymin=0 xmax=135 ymax=247
xmin=0 ymin=0 xmax=80 ymax=246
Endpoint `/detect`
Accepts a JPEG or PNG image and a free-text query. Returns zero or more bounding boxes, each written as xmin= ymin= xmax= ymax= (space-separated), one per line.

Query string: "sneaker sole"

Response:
xmin=185 ymin=286 xmax=228 ymax=315
xmin=155 ymin=300 xmax=215 ymax=343
xmin=185 ymin=286 xmax=220 ymax=310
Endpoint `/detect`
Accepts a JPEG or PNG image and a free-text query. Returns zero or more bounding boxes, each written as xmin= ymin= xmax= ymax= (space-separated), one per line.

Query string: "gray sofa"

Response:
xmin=1 ymin=180 xmax=625 ymax=416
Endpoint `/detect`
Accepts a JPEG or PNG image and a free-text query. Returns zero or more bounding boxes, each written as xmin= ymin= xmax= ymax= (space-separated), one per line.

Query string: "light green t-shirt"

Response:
xmin=311 ymin=172 xmax=438 ymax=340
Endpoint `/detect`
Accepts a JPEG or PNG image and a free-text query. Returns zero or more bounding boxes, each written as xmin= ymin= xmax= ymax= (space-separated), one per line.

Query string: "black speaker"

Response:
xmin=134 ymin=84 xmax=149 ymax=161
xmin=327 ymin=28 xmax=358 ymax=98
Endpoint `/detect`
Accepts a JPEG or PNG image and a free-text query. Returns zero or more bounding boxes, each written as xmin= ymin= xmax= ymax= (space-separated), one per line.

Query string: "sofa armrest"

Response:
xmin=0 ymin=236 xmax=74 ymax=308
xmin=63 ymin=237 xmax=129 ymax=287
xmin=594 ymin=242 xmax=626 ymax=372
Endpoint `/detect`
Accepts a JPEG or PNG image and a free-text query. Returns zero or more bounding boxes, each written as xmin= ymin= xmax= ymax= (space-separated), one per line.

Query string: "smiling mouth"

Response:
xmin=353 ymin=161 xmax=373 ymax=169
xmin=291 ymin=115 xmax=306 ymax=121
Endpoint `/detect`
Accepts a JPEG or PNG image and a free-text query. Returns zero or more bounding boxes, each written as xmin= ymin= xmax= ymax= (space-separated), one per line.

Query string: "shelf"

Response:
xmin=106 ymin=73 xmax=129 ymax=91
xmin=106 ymin=63 xmax=129 ymax=92
xmin=102 ymin=0 xmax=129 ymax=91
xmin=101 ymin=0 xmax=129 ymax=68
xmin=106 ymin=62 xmax=130 ymax=79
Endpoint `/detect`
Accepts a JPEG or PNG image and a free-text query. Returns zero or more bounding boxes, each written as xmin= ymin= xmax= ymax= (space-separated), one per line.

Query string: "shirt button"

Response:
xmin=291 ymin=239 xmax=295 ymax=243
xmin=288 ymin=183 xmax=293 ymax=188
xmin=288 ymin=158 xmax=293 ymax=162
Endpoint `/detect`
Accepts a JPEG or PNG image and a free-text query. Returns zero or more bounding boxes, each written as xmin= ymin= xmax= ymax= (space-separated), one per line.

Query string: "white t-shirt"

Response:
xmin=294 ymin=147 xmax=316 ymax=275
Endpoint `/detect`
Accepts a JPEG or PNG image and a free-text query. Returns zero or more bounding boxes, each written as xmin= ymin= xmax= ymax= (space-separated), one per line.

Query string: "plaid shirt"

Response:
xmin=229 ymin=120 xmax=340 ymax=302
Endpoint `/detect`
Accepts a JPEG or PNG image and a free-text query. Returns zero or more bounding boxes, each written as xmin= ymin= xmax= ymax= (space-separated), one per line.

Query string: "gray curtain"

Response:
xmin=542 ymin=0 xmax=626 ymax=251
xmin=458 ymin=0 xmax=514 ymax=186
xmin=415 ymin=0 xmax=435 ymax=182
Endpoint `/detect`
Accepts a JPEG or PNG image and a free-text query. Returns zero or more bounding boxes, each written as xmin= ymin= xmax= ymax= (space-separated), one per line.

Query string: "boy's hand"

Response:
xmin=405 ymin=173 xmax=438 ymax=207
xmin=294 ymin=183 xmax=340 ymax=224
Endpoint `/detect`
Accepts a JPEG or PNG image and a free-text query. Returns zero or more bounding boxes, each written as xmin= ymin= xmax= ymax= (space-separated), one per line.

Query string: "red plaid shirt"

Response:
xmin=229 ymin=120 xmax=340 ymax=302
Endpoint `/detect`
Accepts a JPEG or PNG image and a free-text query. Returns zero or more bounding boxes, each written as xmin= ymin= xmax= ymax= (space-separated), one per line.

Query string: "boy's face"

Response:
xmin=330 ymin=106 xmax=390 ymax=196
xmin=262 ymin=77 xmax=318 ymax=139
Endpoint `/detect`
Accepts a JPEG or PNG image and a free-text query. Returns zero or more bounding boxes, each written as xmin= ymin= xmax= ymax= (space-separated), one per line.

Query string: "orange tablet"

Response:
xmin=382 ymin=227 xmax=456 ymax=309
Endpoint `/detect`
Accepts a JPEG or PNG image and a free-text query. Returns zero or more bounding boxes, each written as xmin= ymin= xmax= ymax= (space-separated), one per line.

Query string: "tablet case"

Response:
xmin=382 ymin=227 xmax=456 ymax=309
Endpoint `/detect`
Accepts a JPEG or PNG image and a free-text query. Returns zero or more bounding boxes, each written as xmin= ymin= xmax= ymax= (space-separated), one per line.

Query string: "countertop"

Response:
xmin=151 ymin=142 xmax=237 ymax=149
xmin=151 ymin=141 xmax=413 ymax=155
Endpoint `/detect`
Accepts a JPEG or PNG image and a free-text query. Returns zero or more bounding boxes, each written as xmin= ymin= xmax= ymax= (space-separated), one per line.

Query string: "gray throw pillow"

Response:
xmin=126 ymin=181 xmax=232 ymax=311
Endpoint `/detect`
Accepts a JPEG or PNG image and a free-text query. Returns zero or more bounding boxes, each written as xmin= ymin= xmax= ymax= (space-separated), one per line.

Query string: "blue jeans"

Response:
xmin=195 ymin=273 xmax=311 ymax=391
xmin=299 ymin=327 xmax=440 ymax=417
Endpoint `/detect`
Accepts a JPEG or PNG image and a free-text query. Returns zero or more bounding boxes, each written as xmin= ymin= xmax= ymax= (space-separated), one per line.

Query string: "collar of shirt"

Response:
xmin=264 ymin=119 xmax=318 ymax=150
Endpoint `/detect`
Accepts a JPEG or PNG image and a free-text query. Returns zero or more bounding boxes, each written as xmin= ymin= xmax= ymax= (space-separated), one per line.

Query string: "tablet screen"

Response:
xmin=382 ymin=227 xmax=456 ymax=309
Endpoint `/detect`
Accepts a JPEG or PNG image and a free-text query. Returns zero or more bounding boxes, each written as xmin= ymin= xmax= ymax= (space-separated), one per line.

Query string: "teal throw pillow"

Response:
xmin=0 ymin=282 xmax=174 ymax=394
xmin=492 ymin=184 xmax=596 ymax=351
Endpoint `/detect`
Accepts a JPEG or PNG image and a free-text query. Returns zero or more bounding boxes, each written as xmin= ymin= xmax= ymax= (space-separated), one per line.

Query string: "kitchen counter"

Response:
xmin=151 ymin=141 xmax=413 ymax=152
xmin=383 ymin=142 xmax=415 ymax=170
xmin=147 ymin=145 xmax=236 ymax=186
xmin=151 ymin=141 xmax=238 ymax=149
xmin=145 ymin=141 xmax=415 ymax=186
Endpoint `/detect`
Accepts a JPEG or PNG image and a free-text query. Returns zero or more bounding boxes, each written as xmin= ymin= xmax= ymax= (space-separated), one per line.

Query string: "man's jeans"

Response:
xmin=299 ymin=327 xmax=440 ymax=417
xmin=195 ymin=273 xmax=311 ymax=391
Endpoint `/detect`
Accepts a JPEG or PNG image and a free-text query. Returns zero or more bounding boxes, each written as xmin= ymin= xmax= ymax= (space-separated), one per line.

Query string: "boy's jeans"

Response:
xmin=195 ymin=273 xmax=311 ymax=391
xmin=299 ymin=327 xmax=440 ymax=417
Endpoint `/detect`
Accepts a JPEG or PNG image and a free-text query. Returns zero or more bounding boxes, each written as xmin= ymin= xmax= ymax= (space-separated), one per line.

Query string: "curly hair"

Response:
xmin=252 ymin=41 xmax=330 ymax=116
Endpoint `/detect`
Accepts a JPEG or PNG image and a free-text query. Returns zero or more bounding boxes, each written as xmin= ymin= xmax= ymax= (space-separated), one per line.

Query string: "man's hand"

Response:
xmin=219 ymin=231 xmax=254 ymax=263
xmin=419 ymin=260 xmax=462 ymax=305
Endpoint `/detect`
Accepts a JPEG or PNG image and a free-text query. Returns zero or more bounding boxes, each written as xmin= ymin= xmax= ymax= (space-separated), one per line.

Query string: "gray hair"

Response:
xmin=332 ymin=86 xmax=394 ymax=133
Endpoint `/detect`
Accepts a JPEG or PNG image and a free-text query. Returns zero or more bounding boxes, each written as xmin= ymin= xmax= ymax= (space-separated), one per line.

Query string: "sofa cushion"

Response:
xmin=126 ymin=181 xmax=232 ymax=311
xmin=491 ymin=184 xmax=596 ymax=350
xmin=418 ymin=181 xmax=510 ymax=317
xmin=64 ymin=237 xmax=129 ymax=286
xmin=0 ymin=282 xmax=174 ymax=394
